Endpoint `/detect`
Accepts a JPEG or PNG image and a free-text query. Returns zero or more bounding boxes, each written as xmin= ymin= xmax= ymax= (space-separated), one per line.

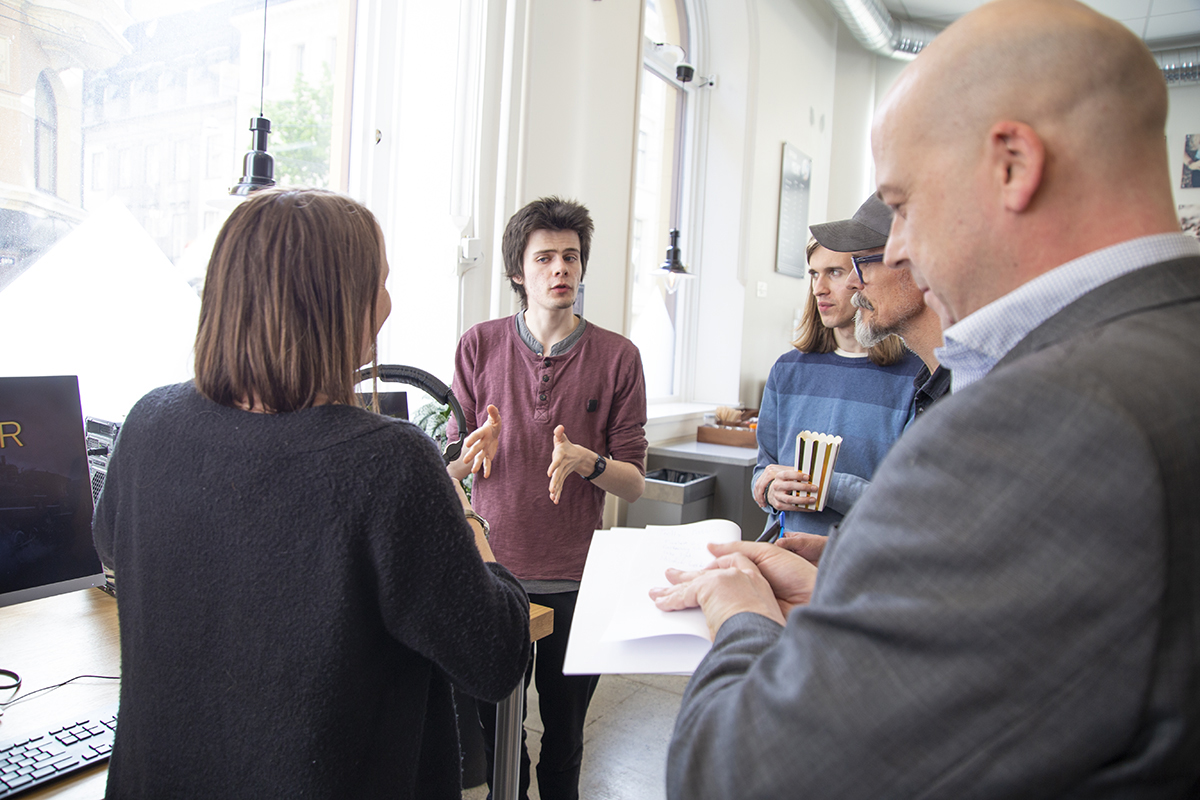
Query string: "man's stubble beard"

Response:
xmin=852 ymin=292 xmax=891 ymax=348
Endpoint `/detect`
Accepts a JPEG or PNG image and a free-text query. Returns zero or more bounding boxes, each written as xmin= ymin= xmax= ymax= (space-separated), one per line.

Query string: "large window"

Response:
xmin=346 ymin=0 xmax=495 ymax=386
xmin=8 ymin=0 xmax=697 ymax=423
xmin=1 ymin=0 xmax=347 ymax=422
xmin=1 ymin=0 xmax=491 ymax=424
xmin=630 ymin=0 xmax=692 ymax=400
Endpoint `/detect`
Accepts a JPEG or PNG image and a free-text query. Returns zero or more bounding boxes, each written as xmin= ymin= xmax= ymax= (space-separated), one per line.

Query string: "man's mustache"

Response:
xmin=852 ymin=291 xmax=874 ymax=311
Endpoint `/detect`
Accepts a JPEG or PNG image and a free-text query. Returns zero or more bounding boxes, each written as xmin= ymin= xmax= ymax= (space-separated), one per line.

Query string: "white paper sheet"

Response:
xmin=563 ymin=519 xmax=742 ymax=675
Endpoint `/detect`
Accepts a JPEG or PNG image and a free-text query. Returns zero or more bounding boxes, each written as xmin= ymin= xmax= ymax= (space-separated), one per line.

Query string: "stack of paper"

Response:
xmin=563 ymin=518 xmax=742 ymax=675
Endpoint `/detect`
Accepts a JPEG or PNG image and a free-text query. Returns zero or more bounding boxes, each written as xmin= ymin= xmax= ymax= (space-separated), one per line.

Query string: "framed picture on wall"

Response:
xmin=1180 ymin=205 xmax=1200 ymax=240
xmin=1181 ymin=134 xmax=1200 ymax=189
xmin=775 ymin=143 xmax=812 ymax=278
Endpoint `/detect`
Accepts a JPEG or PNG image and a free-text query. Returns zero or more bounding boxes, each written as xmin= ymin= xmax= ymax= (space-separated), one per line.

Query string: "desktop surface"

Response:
xmin=0 ymin=589 xmax=551 ymax=799
xmin=0 ymin=588 xmax=118 ymax=799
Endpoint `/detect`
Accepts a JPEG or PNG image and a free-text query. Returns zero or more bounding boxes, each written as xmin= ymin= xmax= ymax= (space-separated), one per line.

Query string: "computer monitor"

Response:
xmin=0 ymin=375 xmax=104 ymax=607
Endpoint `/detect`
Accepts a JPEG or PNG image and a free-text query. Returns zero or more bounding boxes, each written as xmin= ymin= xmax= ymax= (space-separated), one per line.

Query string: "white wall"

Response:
xmin=725 ymin=0 xmax=936 ymax=408
xmin=516 ymin=0 xmax=644 ymax=335
xmin=501 ymin=0 xmax=1200 ymax=415
xmin=499 ymin=0 xmax=893 ymax=409
xmin=688 ymin=0 xmax=910 ymax=408
xmin=828 ymin=22 xmax=879 ymax=220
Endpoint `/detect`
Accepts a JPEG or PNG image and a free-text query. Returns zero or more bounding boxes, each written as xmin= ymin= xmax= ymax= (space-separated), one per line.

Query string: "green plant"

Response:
xmin=413 ymin=401 xmax=473 ymax=500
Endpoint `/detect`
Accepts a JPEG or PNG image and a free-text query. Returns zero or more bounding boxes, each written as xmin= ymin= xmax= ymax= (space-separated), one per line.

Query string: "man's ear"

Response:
xmin=988 ymin=120 xmax=1044 ymax=213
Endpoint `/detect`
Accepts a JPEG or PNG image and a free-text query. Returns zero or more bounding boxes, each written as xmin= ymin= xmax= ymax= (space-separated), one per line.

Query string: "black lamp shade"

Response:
xmin=230 ymin=116 xmax=276 ymax=196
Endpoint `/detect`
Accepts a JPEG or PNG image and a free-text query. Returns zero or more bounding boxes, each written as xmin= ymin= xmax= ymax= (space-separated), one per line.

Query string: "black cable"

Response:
xmin=0 ymin=674 xmax=119 ymax=710
xmin=0 ymin=669 xmax=19 ymax=699
xmin=260 ymin=0 xmax=269 ymax=116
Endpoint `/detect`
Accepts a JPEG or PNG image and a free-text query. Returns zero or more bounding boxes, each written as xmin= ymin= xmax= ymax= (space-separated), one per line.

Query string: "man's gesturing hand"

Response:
xmin=461 ymin=404 xmax=502 ymax=477
xmin=547 ymin=425 xmax=590 ymax=504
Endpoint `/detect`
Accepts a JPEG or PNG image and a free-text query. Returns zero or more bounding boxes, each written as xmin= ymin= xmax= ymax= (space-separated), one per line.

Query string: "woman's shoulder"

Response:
xmin=122 ymin=381 xmax=203 ymax=424
xmin=133 ymin=380 xmax=198 ymax=405
xmin=316 ymin=407 xmax=446 ymax=465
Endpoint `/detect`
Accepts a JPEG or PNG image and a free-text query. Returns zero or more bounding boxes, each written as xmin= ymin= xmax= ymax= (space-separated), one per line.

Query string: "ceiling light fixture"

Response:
xmin=658 ymin=228 xmax=693 ymax=293
xmin=230 ymin=0 xmax=275 ymax=196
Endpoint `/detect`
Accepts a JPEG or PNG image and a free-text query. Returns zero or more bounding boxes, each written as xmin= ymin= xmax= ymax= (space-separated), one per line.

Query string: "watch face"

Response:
xmin=586 ymin=455 xmax=606 ymax=480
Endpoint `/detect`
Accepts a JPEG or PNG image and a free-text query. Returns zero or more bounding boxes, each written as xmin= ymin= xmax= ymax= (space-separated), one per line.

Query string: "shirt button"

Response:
xmin=542 ymin=375 xmax=549 ymax=382
xmin=543 ymin=359 xmax=551 ymax=367
xmin=539 ymin=394 xmax=547 ymax=401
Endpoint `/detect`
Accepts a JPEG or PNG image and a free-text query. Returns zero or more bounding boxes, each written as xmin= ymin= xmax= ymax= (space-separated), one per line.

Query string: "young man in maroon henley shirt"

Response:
xmin=448 ymin=197 xmax=648 ymax=800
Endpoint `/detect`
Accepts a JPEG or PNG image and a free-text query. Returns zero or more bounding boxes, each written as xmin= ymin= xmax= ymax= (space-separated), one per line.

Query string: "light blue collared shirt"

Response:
xmin=936 ymin=233 xmax=1200 ymax=393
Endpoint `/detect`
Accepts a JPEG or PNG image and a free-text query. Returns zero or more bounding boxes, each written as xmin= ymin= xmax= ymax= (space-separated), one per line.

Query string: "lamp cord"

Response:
xmin=259 ymin=0 xmax=269 ymax=116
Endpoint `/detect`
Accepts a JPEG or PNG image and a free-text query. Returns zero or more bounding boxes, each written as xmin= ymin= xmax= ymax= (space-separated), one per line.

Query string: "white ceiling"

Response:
xmin=880 ymin=0 xmax=1200 ymax=46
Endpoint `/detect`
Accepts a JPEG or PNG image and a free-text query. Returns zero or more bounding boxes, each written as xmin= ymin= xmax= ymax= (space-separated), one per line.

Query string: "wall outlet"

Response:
xmin=756 ymin=281 xmax=768 ymax=298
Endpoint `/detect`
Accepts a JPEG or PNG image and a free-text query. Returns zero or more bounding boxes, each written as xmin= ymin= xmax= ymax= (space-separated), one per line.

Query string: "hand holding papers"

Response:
xmin=794 ymin=431 xmax=842 ymax=512
xmin=563 ymin=519 xmax=741 ymax=675
xmin=565 ymin=520 xmax=821 ymax=674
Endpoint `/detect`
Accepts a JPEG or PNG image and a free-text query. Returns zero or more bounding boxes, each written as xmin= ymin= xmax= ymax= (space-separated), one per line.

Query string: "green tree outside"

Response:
xmin=264 ymin=64 xmax=333 ymax=188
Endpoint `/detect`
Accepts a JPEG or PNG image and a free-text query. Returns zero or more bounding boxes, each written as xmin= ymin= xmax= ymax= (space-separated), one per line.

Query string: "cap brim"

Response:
xmin=809 ymin=219 xmax=888 ymax=253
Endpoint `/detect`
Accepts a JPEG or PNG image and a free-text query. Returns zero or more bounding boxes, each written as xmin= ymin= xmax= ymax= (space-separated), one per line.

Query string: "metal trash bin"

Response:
xmin=626 ymin=468 xmax=716 ymax=527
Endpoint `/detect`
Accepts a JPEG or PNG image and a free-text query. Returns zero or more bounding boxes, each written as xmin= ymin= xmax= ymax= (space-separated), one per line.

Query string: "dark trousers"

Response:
xmin=477 ymin=590 xmax=600 ymax=800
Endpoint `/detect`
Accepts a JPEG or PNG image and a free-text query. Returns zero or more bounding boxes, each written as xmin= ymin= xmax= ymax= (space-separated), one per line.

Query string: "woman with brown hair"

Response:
xmin=94 ymin=188 xmax=529 ymax=799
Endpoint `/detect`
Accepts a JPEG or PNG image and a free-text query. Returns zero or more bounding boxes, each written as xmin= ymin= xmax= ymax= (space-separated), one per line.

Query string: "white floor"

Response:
xmin=463 ymin=673 xmax=690 ymax=800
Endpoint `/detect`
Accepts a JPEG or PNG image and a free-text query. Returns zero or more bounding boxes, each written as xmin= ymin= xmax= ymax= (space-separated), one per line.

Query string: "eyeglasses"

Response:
xmin=851 ymin=253 xmax=884 ymax=284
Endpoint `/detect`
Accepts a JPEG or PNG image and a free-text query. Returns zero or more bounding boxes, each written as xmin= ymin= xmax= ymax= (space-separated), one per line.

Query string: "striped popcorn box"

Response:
xmin=794 ymin=431 xmax=843 ymax=512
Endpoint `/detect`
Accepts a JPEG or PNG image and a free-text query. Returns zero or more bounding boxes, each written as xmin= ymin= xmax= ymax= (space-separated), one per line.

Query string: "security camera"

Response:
xmin=675 ymin=62 xmax=695 ymax=83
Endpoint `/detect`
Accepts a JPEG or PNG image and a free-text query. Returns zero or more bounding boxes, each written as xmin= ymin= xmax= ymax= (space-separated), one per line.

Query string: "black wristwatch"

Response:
xmin=583 ymin=454 xmax=607 ymax=481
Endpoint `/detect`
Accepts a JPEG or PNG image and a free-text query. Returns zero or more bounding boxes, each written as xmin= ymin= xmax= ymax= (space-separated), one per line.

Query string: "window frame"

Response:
xmin=632 ymin=0 xmax=709 ymax=404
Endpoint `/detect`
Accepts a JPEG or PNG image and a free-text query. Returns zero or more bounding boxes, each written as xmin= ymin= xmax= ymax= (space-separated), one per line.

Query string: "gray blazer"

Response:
xmin=668 ymin=257 xmax=1200 ymax=799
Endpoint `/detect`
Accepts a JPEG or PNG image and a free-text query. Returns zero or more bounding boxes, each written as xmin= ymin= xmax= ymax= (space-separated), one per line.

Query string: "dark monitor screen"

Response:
xmin=356 ymin=390 xmax=408 ymax=420
xmin=0 ymin=375 xmax=103 ymax=607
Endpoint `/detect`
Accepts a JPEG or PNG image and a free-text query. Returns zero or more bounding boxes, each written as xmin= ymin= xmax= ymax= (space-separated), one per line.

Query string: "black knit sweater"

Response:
xmin=93 ymin=383 xmax=529 ymax=799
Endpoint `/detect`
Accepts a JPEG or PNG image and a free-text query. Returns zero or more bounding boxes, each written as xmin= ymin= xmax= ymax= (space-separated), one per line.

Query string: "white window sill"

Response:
xmin=644 ymin=401 xmax=717 ymax=446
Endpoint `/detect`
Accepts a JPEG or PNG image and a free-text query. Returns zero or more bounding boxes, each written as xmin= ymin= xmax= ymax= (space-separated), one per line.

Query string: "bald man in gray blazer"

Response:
xmin=649 ymin=1 xmax=1200 ymax=797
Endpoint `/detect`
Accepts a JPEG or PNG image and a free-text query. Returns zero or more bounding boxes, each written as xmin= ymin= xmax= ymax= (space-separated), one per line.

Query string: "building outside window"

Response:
xmin=91 ymin=152 xmax=107 ymax=191
xmin=35 ymin=72 xmax=57 ymax=195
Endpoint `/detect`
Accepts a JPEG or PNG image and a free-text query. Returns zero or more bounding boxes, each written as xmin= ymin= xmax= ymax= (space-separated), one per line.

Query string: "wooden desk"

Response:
xmin=0 ymin=589 xmax=118 ymax=800
xmin=0 ymin=590 xmax=551 ymax=800
xmin=528 ymin=603 xmax=553 ymax=643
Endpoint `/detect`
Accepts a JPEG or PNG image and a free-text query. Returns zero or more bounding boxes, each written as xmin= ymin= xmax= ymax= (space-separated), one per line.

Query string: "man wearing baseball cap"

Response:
xmin=815 ymin=194 xmax=950 ymax=421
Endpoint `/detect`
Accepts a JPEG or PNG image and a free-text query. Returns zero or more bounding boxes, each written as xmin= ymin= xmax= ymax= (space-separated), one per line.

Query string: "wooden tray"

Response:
xmin=696 ymin=425 xmax=757 ymax=448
